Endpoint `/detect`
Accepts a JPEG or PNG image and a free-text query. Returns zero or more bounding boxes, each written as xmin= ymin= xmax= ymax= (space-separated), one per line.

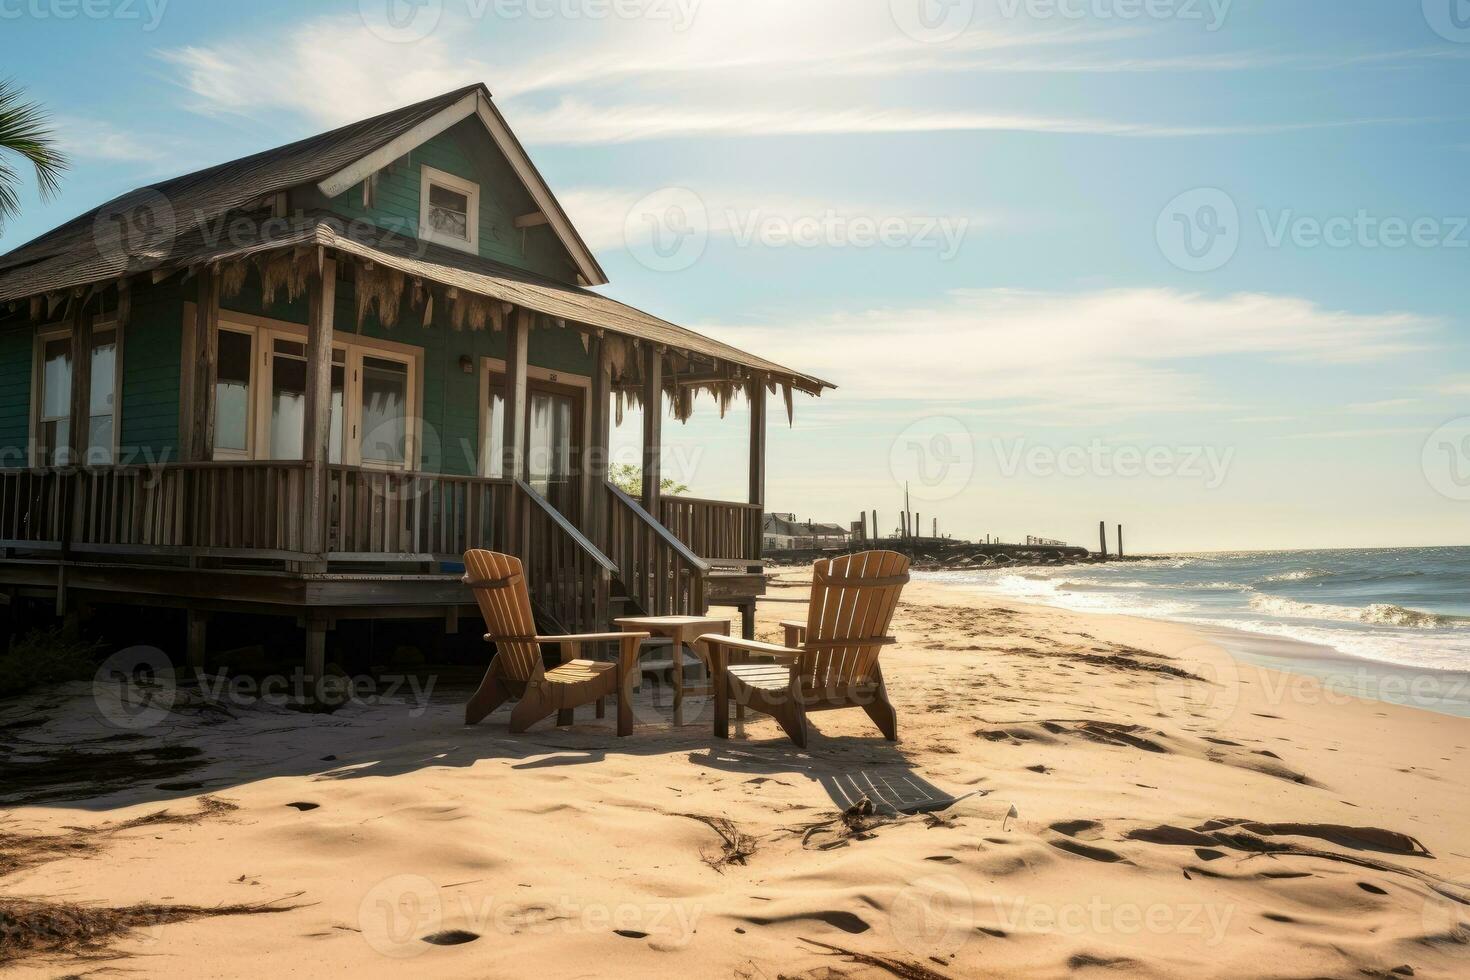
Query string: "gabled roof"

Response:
xmin=0 ymin=83 xmax=606 ymax=290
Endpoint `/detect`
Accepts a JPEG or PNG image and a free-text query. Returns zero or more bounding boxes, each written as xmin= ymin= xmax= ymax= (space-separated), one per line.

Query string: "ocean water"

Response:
xmin=923 ymin=546 xmax=1470 ymax=675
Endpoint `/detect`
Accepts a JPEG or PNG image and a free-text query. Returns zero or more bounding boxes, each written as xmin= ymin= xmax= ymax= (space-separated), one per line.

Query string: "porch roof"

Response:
xmin=1 ymin=209 xmax=831 ymax=395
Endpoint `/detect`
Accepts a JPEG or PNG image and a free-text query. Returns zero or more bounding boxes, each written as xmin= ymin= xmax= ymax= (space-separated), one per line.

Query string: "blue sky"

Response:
xmin=3 ymin=0 xmax=1468 ymax=551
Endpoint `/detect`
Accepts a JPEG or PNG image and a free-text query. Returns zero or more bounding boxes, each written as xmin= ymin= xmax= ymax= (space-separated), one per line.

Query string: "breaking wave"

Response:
xmin=1247 ymin=595 xmax=1465 ymax=629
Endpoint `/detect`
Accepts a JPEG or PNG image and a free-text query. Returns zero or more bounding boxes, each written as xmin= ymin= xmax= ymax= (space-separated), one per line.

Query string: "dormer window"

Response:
xmin=418 ymin=165 xmax=479 ymax=253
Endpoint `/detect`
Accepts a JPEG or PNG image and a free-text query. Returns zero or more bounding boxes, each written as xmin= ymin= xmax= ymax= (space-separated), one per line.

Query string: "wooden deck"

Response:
xmin=0 ymin=462 xmax=768 ymax=660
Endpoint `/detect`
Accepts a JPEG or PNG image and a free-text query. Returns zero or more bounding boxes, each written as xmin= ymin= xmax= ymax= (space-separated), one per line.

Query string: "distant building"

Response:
xmin=763 ymin=513 xmax=851 ymax=552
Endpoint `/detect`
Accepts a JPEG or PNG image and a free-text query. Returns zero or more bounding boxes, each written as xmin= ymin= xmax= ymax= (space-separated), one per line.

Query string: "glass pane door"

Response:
xmin=360 ymin=356 xmax=409 ymax=466
xmin=267 ymin=338 xmax=345 ymax=461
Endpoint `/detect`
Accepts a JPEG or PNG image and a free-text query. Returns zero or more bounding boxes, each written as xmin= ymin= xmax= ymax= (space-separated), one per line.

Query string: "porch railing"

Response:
xmin=327 ymin=466 xmax=512 ymax=559
xmin=603 ymin=482 xmax=709 ymax=617
xmin=2 ymin=462 xmax=315 ymax=557
xmin=658 ymin=495 xmax=763 ymax=565
xmin=1 ymin=463 xmax=615 ymax=632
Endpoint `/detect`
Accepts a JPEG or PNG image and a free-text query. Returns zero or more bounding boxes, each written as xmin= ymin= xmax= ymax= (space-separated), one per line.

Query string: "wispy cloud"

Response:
xmin=692 ymin=289 xmax=1438 ymax=421
xmin=560 ymin=185 xmax=989 ymax=253
xmin=155 ymin=10 xmax=1434 ymax=144
xmin=54 ymin=116 xmax=170 ymax=164
xmin=1343 ymin=398 xmax=1423 ymax=414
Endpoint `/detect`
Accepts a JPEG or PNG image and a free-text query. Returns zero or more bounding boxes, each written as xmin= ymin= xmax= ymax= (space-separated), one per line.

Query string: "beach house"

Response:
xmin=0 ymin=84 xmax=830 ymax=675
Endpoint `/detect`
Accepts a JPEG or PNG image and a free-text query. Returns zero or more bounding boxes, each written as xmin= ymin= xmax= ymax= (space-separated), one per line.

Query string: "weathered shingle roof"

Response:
xmin=0 ymin=86 xmax=831 ymax=394
xmin=0 ymin=85 xmax=484 ymax=285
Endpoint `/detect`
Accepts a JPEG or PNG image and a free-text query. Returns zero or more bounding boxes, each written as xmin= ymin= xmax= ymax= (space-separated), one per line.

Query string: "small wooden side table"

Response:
xmin=613 ymin=615 xmax=732 ymax=726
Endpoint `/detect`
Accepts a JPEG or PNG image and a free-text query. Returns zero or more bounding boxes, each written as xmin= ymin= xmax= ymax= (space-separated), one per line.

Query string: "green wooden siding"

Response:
xmin=0 ymin=324 xmax=31 ymax=467
xmin=311 ymin=117 xmax=579 ymax=284
xmin=120 ymin=279 xmax=186 ymax=462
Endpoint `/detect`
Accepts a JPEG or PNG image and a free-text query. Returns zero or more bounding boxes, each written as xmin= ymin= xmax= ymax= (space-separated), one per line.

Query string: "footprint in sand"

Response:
xmin=422 ymin=929 xmax=479 ymax=946
xmin=286 ymin=802 xmax=320 ymax=811
xmin=742 ymin=911 xmax=870 ymax=934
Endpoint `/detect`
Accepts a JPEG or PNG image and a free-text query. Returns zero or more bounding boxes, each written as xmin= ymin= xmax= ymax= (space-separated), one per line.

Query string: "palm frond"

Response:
xmin=0 ymin=78 xmax=69 ymax=226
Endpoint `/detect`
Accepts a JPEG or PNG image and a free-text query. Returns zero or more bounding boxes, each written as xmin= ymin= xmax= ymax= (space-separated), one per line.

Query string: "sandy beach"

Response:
xmin=3 ymin=568 xmax=1469 ymax=978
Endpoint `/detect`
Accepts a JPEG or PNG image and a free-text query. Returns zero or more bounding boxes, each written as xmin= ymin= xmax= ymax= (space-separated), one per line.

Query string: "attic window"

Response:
xmin=418 ymin=165 xmax=479 ymax=253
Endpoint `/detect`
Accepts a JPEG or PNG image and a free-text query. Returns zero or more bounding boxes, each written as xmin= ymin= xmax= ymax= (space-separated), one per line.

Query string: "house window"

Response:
xmin=34 ymin=322 xmax=120 ymax=466
xmin=211 ymin=316 xmax=417 ymax=470
xmin=214 ymin=328 xmax=254 ymax=458
xmin=86 ymin=329 xmax=118 ymax=465
xmin=418 ymin=165 xmax=479 ymax=253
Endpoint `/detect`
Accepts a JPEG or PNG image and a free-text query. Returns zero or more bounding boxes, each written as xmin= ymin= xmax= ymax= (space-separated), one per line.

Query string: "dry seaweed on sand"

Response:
xmin=800 ymin=937 xmax=953 ymax=980
xmin=679 ymin=813 xmax=756 ymax=871
xmin=0 ymin=895 xmax=302 ymax=964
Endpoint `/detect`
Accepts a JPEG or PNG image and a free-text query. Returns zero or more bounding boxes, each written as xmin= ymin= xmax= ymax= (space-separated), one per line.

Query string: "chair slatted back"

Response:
xmin=801 ymin=550 xmax=910 ymax=689
xmin=464 ymin=550 xmax=545 ymax=683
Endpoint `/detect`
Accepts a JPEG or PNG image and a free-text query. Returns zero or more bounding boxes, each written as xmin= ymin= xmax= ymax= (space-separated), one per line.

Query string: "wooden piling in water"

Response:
xmin=1099 ymin=521 xmax=1109 ymax=558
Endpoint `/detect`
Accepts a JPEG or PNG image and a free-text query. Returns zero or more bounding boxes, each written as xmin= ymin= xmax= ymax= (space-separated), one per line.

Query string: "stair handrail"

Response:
xmin=605 ymin=482 xmax=711 ymax=573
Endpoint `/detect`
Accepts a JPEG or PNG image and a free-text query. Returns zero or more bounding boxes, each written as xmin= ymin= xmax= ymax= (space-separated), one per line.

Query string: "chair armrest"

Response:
xmin=699 ymin=634 xmax=801 ymax=663
xmin=780 ymin=620 xmax=807 ymax=648
xmin=535 ymin=632 xmax=652 ymax=664
xmin=538 ymin=632 xmax=651 ymax=644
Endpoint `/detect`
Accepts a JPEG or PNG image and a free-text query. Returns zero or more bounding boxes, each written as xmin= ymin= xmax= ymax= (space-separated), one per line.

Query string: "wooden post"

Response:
xmin=640 ymin=346 xmax=663 ymax=516
xmin=1117 ymin=524 xmax=1124 ymax=558
xmin=582 ymin=334 xmax=610 ymax=548
xmin=859 ymin=512 xmax=868 ymax=543
xmin=503 ymin=310 xmax=530 ymax=481
xmin=872 ymin=510 xmax=878 ymax=541
xmin=748 ymin=382 xmax=767 ymax=510
xmin=302 ymin=254 xmax=336 ymax=557
xmin=66 ymin=299 xmax=93 ymax=466
xmin=188 ymin=269 xmax=220 ymax=461
xmin=1099 ymin=521 xmax=1108 ymax=558
xmin=186 ymin=608 xmax=208 ymax=669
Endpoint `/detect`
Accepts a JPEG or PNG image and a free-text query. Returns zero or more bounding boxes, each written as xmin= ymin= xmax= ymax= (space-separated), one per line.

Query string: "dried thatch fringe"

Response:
xmin=783 ymin=382 xmax=794 ymax=426
xmin=258 ymin=251 xmax=314 ymax=307
xmin=356 ymin=265 xmax=406 ymax=329
xmin=218 ymin=260 xmax=249 ymax=300
xmin=605 ymin=335 xmax=629 ymax=383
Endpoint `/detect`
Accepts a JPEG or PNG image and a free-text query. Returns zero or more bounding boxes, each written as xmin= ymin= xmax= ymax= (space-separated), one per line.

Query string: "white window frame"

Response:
xmin=418 ymin=165 xmax=480 ymax=254
xmin=192 ymin=306 xmax=423 ymax=471
xmin=477 ymin=356 xmax=590 ymax=479
xmin=30 ymin=316 xmax=122 ymax=467
xmin=211 ymin=324 xmax=258 ymax=461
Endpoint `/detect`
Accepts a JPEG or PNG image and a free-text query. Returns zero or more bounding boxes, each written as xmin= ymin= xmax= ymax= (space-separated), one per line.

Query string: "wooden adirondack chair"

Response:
xmin=462 ymin=550 xmax=648 ymax=735
xmin=703 ymin=550 xmax=910 ymax=748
